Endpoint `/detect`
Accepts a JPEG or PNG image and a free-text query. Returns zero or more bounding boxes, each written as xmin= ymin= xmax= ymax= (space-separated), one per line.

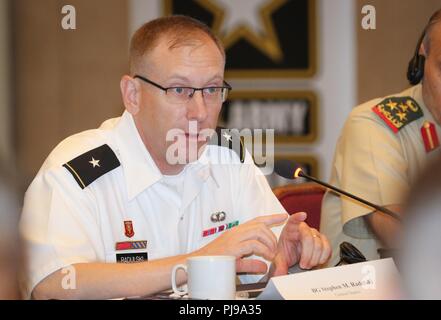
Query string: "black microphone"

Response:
xmin=274 ymin=159 xmax=401 ymax=221
xmin=336 ymin=242 xmax=367 ymax=266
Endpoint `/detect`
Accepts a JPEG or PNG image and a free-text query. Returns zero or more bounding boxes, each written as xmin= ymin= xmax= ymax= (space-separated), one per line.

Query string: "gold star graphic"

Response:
xmin=196 ymin=0 xmax=287 ymax=63
xmin=396 ymin=111 xmax=407 ymax=121
xmin=399 ymin=103 xmax=409 ymax=113
xmin=386 ymin=100 xmax=398 ymax=111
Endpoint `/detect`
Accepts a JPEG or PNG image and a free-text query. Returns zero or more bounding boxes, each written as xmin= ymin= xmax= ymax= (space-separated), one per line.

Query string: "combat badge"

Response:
xmin=210 ymin=211 xmax=227 ymax=223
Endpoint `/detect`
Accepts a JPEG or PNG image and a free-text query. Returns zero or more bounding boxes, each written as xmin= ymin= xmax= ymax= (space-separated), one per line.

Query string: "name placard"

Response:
xmin=258 ymin=258 xmax=402 ymax=300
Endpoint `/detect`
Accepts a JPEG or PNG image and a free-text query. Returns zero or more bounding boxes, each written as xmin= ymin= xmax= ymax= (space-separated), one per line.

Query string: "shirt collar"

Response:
xmin=112 ymin=111 xmax=162 ymax=201
xmin=112 ymin=111 xmax=218 ymax=202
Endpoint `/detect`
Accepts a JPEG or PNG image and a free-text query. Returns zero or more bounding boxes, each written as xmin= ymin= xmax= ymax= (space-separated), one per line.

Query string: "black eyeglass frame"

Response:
xmin=133 ymin=74 xmax=232 ymax=102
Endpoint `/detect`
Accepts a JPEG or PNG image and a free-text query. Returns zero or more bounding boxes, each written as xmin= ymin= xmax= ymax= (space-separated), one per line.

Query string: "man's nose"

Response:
xmin=187 ymin=90 xmax=208 ymax=122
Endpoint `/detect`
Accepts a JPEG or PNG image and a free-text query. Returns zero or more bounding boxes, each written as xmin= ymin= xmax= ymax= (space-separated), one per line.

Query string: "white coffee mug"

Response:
xmin=171 ymin=255 xmax=236 ymax=300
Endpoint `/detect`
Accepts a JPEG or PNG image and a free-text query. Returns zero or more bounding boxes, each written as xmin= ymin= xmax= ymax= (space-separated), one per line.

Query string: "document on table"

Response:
xmin=257 ymin=258 xmax=402 ymax=300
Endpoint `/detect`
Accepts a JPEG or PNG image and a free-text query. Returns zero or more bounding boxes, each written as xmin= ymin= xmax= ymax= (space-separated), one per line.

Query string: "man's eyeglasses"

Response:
xmin=134 ymin=75 xmax=232 ymax=105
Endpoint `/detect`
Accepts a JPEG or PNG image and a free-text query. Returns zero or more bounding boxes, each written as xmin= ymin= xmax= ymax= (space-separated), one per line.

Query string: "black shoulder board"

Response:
xmin=208 ymin=127 xmax=245 ymax=163
xmin=372 ymin=96 xmax=423 ymax=133
xmin=63 ymin=144 xmax=120 ymax=189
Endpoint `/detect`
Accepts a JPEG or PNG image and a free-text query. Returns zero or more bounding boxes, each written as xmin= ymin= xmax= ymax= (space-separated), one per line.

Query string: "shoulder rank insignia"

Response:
xmin=421 ymin=121 xmax=440 ymax=153
xmin=63 ymin=144 xmax=120 ymax=189
xmin=372 ymin=96 xmax=423 ymax=133
xmin=208 ymin=127 xmax=245 ymax=163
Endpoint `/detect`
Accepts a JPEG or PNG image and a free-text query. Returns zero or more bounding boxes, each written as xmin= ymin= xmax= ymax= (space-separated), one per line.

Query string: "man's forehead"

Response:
xmin=147 ymin=37 xmax=224 ymax=70
xmin=165 ymin=74 xmax=224 ymax=84
xmin=154 ymin=30 xmax=214 ymax=49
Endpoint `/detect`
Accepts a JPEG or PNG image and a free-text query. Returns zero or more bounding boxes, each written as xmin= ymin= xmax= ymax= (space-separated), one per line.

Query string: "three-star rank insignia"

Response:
xmin=372 ymin=97 xmax=423 ymax=133
xmin=63 ymin=144 xmax=120 ymax=189
xmin=421 ymin=121 xmax=440 ymax=153
xmin=209 ymin=127 xmax=245 ymax=163
xmin=124 ymin=220 xmax=135 ymax=238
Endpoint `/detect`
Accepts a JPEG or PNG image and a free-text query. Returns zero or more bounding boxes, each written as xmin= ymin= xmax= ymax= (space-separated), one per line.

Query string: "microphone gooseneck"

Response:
xmin=274 ymin=159 xmax=401 ymax=221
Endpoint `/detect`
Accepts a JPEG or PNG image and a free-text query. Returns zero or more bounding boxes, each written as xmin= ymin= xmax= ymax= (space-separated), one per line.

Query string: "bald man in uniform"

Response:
xmin=20 ymin=16 xmax=331 ymax=299
xmin=321 ymin=9 xmax=441 ymax=266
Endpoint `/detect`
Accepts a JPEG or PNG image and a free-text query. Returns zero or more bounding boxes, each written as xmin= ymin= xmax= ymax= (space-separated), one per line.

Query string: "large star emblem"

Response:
xmin=196 ymin=0 xmax=287 ymax=62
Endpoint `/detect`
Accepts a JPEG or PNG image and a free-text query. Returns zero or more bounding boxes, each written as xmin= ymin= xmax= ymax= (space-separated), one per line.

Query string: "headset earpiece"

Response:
xmin=407 ymin=28 xmax=427 ymax=85
xmin=407 ymin=54 xmax=425 ymax=85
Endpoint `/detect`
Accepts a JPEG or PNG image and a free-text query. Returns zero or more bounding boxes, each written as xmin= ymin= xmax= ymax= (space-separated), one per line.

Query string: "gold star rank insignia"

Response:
xmin=385 ymin=100 xmax=398 ymax=111
xmin=396 ymin=111 xmax=407 ymax=121
xmin=399 ymin=103 xmax=409 ymax=113
xmin=372 ymin=96 xmax=423 ymax=133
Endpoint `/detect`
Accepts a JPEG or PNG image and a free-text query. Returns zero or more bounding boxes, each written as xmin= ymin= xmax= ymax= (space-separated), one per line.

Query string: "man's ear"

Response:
xmin=419 ymin=41 xmax=427 ymax=57
xmin=120 ymin=75 xmax=141 ymax=115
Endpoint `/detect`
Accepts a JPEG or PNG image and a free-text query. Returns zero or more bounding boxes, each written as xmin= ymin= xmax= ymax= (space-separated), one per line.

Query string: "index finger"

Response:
xmin=289 ymin=211 xmax=307 ymax=223
xmin=254 ymin=213 xmax=288 ymax=227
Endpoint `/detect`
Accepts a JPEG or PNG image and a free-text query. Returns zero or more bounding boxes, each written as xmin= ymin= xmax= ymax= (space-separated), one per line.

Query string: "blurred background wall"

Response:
xmin=0 ymin=0 xmax=12 ymax=164
xmin=2 ymin=0 xmax=440 ymax=195
xmin=357 ymin=0 xmax=440 ymax=103
xmin=12 ymin=0 xmax=129 ymax=188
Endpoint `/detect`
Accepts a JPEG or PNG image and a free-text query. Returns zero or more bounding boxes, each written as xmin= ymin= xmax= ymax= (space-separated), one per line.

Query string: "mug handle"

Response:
xmin=171 ymin=264 xmax=188 ymax=296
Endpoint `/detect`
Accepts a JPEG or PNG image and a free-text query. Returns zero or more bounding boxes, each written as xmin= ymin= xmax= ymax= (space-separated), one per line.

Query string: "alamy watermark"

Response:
xmin=165 ymin=121 xmax=275 ymax=175
xmin=361 ymin=5 xmax=376 ymax=30
xmin=61 ymin=265 xmax=76 ymax=290
xmin=61 ymin=5 xmax=76 ymax=30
